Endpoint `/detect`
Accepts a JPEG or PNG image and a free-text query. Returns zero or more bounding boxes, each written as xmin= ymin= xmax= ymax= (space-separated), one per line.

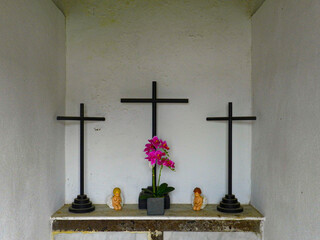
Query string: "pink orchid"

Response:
xmin=160 ymin=140 xmax=170 ymax=150
xmin=169 ymin=161 xmax=175 ymax=169
xmin=145 ymin=152 xmax=157 ymax=165
xmin=144 ymin=136 xmax=176 ymax=195
xmin=157 ymin=158 xmax=165 ymax=165
xmin=162 ymin=159 xmax=175 ymax=169
xmin=144 ymin=143 xmax=154 ymax=153
xmin=149 ymin=136 xmax=161 ymax=148
xmin=154 ymin=150 xmax=165 ymax=159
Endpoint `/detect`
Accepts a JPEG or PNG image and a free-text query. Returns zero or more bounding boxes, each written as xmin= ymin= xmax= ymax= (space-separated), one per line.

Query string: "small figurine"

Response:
xmin=192 ymin=187 xmax=207 ymax=211
xmin=107 ymin=187 xmax=124 ymax=210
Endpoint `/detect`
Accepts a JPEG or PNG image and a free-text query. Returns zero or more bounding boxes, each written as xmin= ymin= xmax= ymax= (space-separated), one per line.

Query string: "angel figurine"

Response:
xmin=192 ymin=187 xmax=207 ymax=211
xmin=107 ymin=187 xmax=124 ymax=211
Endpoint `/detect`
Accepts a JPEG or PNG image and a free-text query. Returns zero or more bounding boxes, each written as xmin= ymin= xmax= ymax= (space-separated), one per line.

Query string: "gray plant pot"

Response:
xmin=147 ymin=197 xmax=165 ymax=215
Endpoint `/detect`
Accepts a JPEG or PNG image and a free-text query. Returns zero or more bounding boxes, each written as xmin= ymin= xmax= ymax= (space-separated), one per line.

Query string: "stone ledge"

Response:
xmin=51 ymin=204 xmax=264 ymax=234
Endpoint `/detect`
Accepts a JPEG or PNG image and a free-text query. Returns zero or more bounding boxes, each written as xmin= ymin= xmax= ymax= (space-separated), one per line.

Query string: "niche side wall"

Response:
xmin=252 ymin=0 xmax=320 ymax=239
xmin=0 ymin=0 xmax=66 ymax=239
xmin=65 ymin=0 xmax=253 ymax=204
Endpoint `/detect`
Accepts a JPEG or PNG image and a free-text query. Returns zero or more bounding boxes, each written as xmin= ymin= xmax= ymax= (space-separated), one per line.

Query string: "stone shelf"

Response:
xmin=51 ymin=204 xmax=264 ymax=240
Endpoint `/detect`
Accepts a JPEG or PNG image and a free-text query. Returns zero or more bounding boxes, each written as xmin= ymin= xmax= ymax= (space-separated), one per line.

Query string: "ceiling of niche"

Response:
xmin=52 ymin=0 xmax=266 ymax=17
xmin=248 ymin=0 xmax=265 ymax=15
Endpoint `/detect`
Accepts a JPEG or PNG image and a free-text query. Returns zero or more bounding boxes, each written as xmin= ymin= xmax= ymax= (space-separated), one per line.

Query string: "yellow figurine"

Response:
xmin=112 ymin=188 xmax=122 ymax=211
xmin=107 ymin=187 xmax=124 ymax=210
xmin=192 ymin=187 xmax=207 ymax=211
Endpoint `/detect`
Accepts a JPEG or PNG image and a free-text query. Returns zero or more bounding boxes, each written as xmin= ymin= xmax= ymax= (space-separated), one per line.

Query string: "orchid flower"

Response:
xmin=144 ymin=136 xmax=176 ymax=195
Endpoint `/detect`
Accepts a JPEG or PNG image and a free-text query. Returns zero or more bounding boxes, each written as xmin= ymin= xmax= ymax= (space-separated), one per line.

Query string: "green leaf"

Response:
xmin=159 ymin=183 xmax=168 ymax=190
xmin=142 ymin=188 xmax=153 ymax=194
xmin=162 ymin=186 xmax=175 ymax=195
xmin=140 ymin=192 xmax=154 ymax=199
xmin=139 ymin=195 xmax=150 ymax=200
xmin=156 ymin=184 xmax=175 ymax=197
xmin=156 ymin=183 xmax=168 ymax=195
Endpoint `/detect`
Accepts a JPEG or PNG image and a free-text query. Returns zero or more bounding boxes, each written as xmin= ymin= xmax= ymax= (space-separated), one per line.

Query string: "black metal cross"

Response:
xmin=121 ymin=81 xmax=188 ymax=177
xmin=207 ymin=102 xmax=256 ymax=213
xmin=57 ymin=103 xmax=105 ymax=213
xmin=121 ymin=81 xmax=188 ymax=209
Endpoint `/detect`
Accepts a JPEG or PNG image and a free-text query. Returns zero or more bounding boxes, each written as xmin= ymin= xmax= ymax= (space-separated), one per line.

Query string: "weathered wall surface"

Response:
xmin=65 ymin=0 xmax=253 ymax=205
xmin=164 ymin=232 xmax=260 ymax=240
xmin=0 ymin=0 xmax=66 ymax=239
xmin=251 ymin=0 xmax=320 ymax=239
xmin=54 ymin=232 xmax=148 ymax=240
xmin=53 ymin=231 xmax=261 ymax=240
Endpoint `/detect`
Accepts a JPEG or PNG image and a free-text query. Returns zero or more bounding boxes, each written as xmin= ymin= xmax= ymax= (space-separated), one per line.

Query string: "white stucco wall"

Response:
xmin=164 ymin=232 xmax=260 ymax=240
xmin=0 ymin=0 xmax=66 ymax=239
xmin=251 ymin=0 xmax=320 ymax=239
xmin=54 ymin=232 xmax=148 ymax=240
xmin=65 ymin=0 xmax=252 ymax=204
xmin=54 ymin=231 xmax=261 ymax=240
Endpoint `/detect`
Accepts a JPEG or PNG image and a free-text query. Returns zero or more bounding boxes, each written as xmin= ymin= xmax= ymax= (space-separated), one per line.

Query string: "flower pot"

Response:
xmin=139 ymin=186 xmax=171 ymax=209
xmin=147 ymin=197 xmax=165 ymax=215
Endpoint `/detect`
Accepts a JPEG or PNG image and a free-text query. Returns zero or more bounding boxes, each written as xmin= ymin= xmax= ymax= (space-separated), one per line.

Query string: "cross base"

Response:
xmin=138 ymin=186 xmax=171 ymax=210
xmin=217 ymin=194 xmax=243 ymax=213
xmin=69 ymin=194 xmax=95 ymax=213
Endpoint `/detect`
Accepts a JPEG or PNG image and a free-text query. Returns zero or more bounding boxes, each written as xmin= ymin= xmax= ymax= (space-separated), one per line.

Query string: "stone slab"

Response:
xmin=51 ymin=204 xmax=264 ymax=237
xmin=51 ymin=204 xmax=264 ymax=220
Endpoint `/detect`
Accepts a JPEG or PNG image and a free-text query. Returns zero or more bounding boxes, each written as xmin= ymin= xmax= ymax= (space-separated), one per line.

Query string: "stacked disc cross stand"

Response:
xmin=57 ymin=103 xmax=105 ymax=213
xmin=207 ymin=102 xmax=256 ymax=213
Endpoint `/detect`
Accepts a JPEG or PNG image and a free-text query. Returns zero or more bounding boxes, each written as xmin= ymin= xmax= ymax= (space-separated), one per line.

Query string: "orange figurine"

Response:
xmin=111 ymin=188 xmax=122 ymax=211
xmin=193 ymin=187 xmax=203 ymax=211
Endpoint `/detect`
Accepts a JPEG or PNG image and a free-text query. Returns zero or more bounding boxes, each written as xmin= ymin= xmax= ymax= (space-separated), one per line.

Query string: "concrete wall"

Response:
xmin=0 ymin=0 xmax=66 ymax=239
xmin=251 ymin=0 xmax=320 ymax=239
xmin=54 ymin=232 xmax=148 ymax=240
xmin=65 ymin=0 xmax=253 ymax=204
xmin=54 ymin=232 xmax=260 ymax=240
